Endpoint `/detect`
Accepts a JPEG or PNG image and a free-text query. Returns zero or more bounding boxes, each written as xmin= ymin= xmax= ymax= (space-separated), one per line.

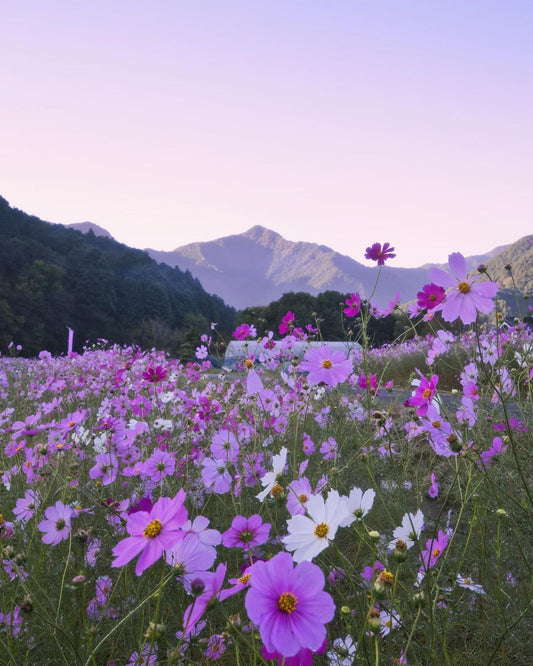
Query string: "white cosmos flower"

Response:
xmin=255 ymin=446 xmax=288 ymax=501
xmin=388 ymin=509 xmax=424 ymax=550
xmin=338 ymin=487 xmax=376 ymax=527
xmin=327 ymin=634 xmax=357 ymax=666
xmin=283 ymin=490 xmax=350 ymax=562
xmin=456 ymin=574 xmax=486 ymax=595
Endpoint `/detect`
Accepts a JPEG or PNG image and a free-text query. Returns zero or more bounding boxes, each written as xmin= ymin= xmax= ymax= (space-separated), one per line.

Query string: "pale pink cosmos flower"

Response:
xmin=38 ymin=501 xmax=74 ymax=545
xmin=429 ymin=252 xmax=498 ymax=324
xmin=299 ymin=346 xmax=353 ymax=387
xmin=111 ymin=490 xmax=187 ymax=575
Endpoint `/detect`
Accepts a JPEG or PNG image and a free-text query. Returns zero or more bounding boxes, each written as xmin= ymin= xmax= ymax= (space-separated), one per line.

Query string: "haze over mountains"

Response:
xmin=73 ymin=222 xmax=532 ymax=312
xmin=143 ymin=226 xmax=507 ymax=310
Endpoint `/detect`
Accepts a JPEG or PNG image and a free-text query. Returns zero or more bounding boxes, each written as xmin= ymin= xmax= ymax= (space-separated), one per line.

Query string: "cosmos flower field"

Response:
xmin=1 ymin=248 xmax=533 ymax=665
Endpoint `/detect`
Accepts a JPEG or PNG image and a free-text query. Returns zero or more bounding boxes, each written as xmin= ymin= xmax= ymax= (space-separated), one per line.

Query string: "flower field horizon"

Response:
xmin=1 ymin=248 xmax=533 ymax=665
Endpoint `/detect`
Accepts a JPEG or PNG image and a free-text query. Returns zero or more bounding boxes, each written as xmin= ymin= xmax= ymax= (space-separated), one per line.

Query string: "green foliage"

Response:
xmin=0 ymin=196 xmax=236 ymax=356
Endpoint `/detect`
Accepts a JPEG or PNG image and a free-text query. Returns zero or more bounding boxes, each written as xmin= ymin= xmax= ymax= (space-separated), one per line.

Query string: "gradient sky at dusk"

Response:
xmin=2 ymin=1 xmax=532 ymax=267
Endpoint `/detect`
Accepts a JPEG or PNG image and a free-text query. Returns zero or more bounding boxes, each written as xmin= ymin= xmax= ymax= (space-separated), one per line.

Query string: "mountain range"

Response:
xmin=73 ymin=223 xmax=533 ymax=314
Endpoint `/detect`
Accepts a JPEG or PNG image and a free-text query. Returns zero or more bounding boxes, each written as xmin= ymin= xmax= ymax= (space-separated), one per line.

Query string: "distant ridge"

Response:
xmin=60 ymin=217 xmax=531 ymax=316
xmin=146 ymin=226 xmax=510 ymax=310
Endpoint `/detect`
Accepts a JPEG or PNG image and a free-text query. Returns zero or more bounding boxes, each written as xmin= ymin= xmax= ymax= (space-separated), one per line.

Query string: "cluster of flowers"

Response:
xmin=1 ymin=242 xmax=531 ymax=664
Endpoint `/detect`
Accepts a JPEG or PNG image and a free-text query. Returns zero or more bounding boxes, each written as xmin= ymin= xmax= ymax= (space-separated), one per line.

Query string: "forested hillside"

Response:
xmin=0 ymin=196 xmax=235 ymax=357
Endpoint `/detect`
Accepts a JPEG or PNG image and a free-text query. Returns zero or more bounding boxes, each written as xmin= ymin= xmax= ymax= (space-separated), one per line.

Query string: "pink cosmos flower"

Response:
xmin=244 ymin=551 xmax=335 ymax=658
xmin=38 ymin=501 xmax=74 ymax=545
xmin=343 ymin=293 xmax=361 ymax=317
xmin=479 ymin=436 xmax=508 ymax=468
xmin=365 ymin=242 xmax=396 ymax=266
xmin=232 ymin=323 xmax=257 ymax=340
xmin=143 ymin=449 xmax=176 ymax=482
xmin=262 ymin=639 xmax=327 ymax=665
xmin=111 ymin=490 xmax=188 ymax=575
xmin=302 ymin=433 xmax=315 ymax=456
xmin=357 ymin=373 xmax=377 ymax=394
xmin=201 ymin=458 xmax=233 ymax=494
xmin=210 ymin=430 xmax=240 ymax=463
xmin=279 ymin=311 xmax=296 ymax=335
xmin=165 ymin=533 xmax=218 ymax=587
xmin=427 ymin=472 xmax=439 ymax=498
xmin=222 ymin=514 xmax=271 ymax=549
xmin=182 ymin=563 xmax=227 ymax=636
xmin=429 ymin=252 xmax=499 ymax=324
xmin=13 ymin=489 xmax=40 ymax=522
xmin=409 ymin=375 xmax=439 ymax=416
xmin=419 ymin=530 xmax=448 ymax=571
xmin=286 ymin=477 xmax=313 ymax=516
xmin=299 ymin=346 xmax=352 ymax=387
xmin=417 ymin=283 xmax=446 ymax=311
xmin=142 ymin=365 xmax=168 ymax=383
xmin=319 ymin=437 xmax=338 ymax=460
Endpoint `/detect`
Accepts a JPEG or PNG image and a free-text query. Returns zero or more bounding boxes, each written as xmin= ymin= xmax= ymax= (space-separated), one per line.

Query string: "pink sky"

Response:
xmin=1 ymin=1 xmax=532 ymax=267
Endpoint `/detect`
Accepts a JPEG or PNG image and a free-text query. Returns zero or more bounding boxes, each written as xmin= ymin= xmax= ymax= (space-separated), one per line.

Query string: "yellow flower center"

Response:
xmin=271 ymin=484 xmax=283 ymax=497
xmin=432 ymin=420 xmax=441 ymax=428
xmin=299 ymin=493 xmax=308 ymax=502
xmin=432 ymin=548 xmax=441 ymax=558
xmin=314 ymin=522 xmax=329 ymax=538
xmin=458 ymin=281 xmax=471 ymax=294
xmin=463 ymin=577 xmax=471 ymax=585
xmin=278 ymin=592 xmax=298 ymax=614
xmin=143 ymin=519 xmax=163 ymax=538
xmin=238 ymin=573 xmax=251 ymax=585
xmin=245 ymin=359 xmax=253 ymax=369
xmin=422 ymin=388 xmax=432 ymax=399
xmin=321 ymin=359 xmax=333 ymax=369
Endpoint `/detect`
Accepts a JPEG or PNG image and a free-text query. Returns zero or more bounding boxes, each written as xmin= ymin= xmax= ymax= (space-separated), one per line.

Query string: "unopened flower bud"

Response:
xmin=367 ymin=608 xmax=382 ymax=633
xmin=190 ymin=578 xmax=205 ymax=596
xmin=393 ymin=539 xmax=408 ymax=562
xmin=496 ymin=508 xmax=507 ymax=518
xmin=340 ymin=605 xmax=351 ymax=615
xmin=72 ymin=575 xmax=86 ymax=585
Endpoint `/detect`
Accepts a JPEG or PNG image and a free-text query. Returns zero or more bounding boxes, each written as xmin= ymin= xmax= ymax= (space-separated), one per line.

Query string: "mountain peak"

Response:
xmin=242 ymin=225 xmax=283 ymax=244
xmin=68 ymin=221 xmax=115 ymax=240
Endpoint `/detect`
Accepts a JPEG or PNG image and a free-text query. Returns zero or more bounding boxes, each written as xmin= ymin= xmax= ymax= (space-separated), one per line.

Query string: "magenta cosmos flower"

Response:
xmin=38 ymin=501 xmax=74 ymax=545
xmin=299 ymin=346 xmax=352 ymax=387
xmin=111 ymin=490 xmax=188 ymax=575
xmin=429 ymin=252 xmax=498 ymax=324
xmin=365 ymin=242 xmax=396 ymax=266
xmin=141 ymin=365 xmax=168 ymax=383
xmin=343 ymin=293 xmax=361 ymax=317
xmin=222 ymin=514 xmax=271 ymax=549
xmin=245 ymin=551 xmax=335 ymax=658
xmin=416 ymin=283 xmax=446 ymax=311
